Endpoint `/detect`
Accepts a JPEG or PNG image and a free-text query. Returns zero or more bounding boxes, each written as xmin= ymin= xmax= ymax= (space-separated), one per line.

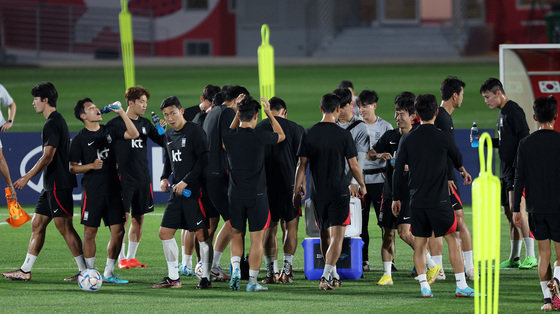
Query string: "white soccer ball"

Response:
xmin=194 ymin=261 xmax=204 ymax=279
xmin=78 ymin=268 xmax=103 ymax=292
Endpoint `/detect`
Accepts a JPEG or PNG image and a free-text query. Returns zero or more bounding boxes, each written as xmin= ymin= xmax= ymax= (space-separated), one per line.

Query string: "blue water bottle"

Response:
xmin=167 ymin=184 xmax=192 ymax=198
xmin=101 ymin=101 xmax=121 ymax=114
xmin=151 ymin=112 xmax=166 ymax=135
xmin=471 ymin=122 xmax=479 ymax=148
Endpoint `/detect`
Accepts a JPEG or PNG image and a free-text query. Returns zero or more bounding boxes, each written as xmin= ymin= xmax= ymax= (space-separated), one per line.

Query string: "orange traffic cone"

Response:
xmin=5 ymin=187 xmax=31 ymax=228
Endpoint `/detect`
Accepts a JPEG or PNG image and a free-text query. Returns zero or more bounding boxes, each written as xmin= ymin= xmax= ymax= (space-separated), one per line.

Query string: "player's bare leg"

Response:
xmin=262 ymin=221 xmax=279 ymax=284
xmin=179 ymin=230 xmax=195 ymax=276
xmin=428 ymin=234 xmax=445 ymax=280
xmin=152 ymin=227 xmax=181 ymax=288
xmin=125 ymin=214 xmax=146 ymax=268
xmin=102 ymin=223 xmax=128 ymax=283
xmin=212 ymin=221 xmax=232 ymax=281
xmin=455 ymin=209 xmax=475 ymax=279
xmin=229 ymin=227 xmax=244 ymax=290
xmin=444 ymin=232 xmax=473 ymax=297
xmin=118 ymin=212 xmax=130 ymax=267
xmin=279 ymin=217 xmax=299 ymax=283
xmin=502 ymin=202 xmax=523 ymax=268
xmin=413 ymin=236 xmax=432 ymax=297
xmin=515 ymin=195 xmax=537 ymax=269
xmin=194 ymin=227 xmax=212 ymax=289
xmin=319 ymin=226 xmax=345 ymax=290
xmin=377 ymin=226 xmax=395 ymax=285
xmin=246 ymin=229 xmax=267 ymax=291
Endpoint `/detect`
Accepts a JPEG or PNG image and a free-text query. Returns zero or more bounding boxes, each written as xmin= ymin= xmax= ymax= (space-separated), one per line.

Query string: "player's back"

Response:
xmin=202 ymin=105 xmax=235 ymax=176
xmin=43 ymin=111 xmax=75 ymax=191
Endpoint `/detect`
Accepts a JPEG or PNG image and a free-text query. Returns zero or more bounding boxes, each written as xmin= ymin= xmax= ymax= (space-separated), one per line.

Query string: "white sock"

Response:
xmin=231 ymin=256 xmax=241 ymax=272
xmin=554 ymin=266 xmax=560 ymax=280
xmin=103 ymin=258 xmax=116 ymax=278
xmin=198 ymin=240 xmax=211 ymax=279
xmin=127 ymin=241 xmax=139 ymax=260
xmin=249 ymin=269 xmax=259 ymax=285
xmin=510 ymin=240 xmax=522 ymax=261
xmin=273 ymin=259 xmax=279 ymax=274
xmin=162 ymin=239 xmax=179 ymax=280
xmin=284 ymin=254 xmax=294 ymax=273
xmin=463 ymin=250 xmax=474 ymax=270
xmin=85 ymin=257 xmax=95 ymax=269
xmin=213 ymin=251 xmax=223 ymax=269
xmin=118 ymin=242 xmax=126 ymax=261
xmin=418 ymin=274 xmax=430 ymax=290
xmin=322 ymin=264 xmax=334 ymax=280
xmin=432 ymin=255 xmax=443 ymax=268
xmin=383 ymin=261 xmax=392 ymax=276
xmin=426 ymin=253 xmax=437 ymax=269
xmin=75 ymin=255 xmax=87 ymax=272
xmin=21 ymin=253 xmax=37 ymax=272
xmin=184 ymin=255 xmax=193 ymax=269
xmin=332 ymin=266 xmax=340 ymax=280
xmin=523 ymin=237 xmax=535 ymax=258
xmin=181 ymin=245 xmax=186 ymax=265
xmin=455 ymin=272 xmax=468 ymax=289
xmin=264 ymin=255 xmax=274 ymax=277
xmin=542 ymin=281 xmax=553 ymax=299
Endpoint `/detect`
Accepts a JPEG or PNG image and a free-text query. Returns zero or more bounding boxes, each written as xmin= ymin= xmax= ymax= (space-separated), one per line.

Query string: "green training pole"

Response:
xmin=119 ymin=0 xmax=135 ymax=89
xmin=258 ymin=24 xmax=275 ymax=119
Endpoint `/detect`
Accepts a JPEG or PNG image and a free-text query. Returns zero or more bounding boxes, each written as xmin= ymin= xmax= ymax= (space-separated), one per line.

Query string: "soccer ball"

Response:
xmin=78 ymin=268 xmax=103 ymax=292
xmin=194 ymin=261 xmax=204 ymax=279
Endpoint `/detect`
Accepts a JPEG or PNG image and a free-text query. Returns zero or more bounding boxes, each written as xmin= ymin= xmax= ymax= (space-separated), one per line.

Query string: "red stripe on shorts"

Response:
xmin=342 ymin=204 xmax=351 ymax=226
xmin=451 ymin=186 xmax=463 ymax=207
xmin=262 ymin=210 xmax=271 ymax=230
xmin=445 ymin=211 xmax=458 ymax=235
xmin=81 ymin=191 xmax=87 ymax=220
xmin=150 ymin=183 xmax=153 ymax=199
xmin=53 ymin=182 xmax=71 ymax=216
xmin=198 ymin=193 xmax=207 ymax=218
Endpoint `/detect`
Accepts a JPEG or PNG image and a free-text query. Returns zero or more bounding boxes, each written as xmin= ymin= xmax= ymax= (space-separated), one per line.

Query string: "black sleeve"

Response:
xmin=43 ymin=120 xmax=60 ymax=148
xmin=219 ymin=108 xmax=236 ymax=138
xmin=293 ymin=125 xmax=304 ymax=158
xmin=160 ymin=135 xmax=172 ymax=180
xmin=105 ymin=123 xmax=124 ymax=141
xmin=344 ymin=131 xmax=358 ymax=159
xmin=69 ymin=134 xmax=82 ymax=164
xmin=146 ymin=121 xmax=166 ymax=147
xmin=297 ymin=131 xmax=308 ymax=158
xmin=182 ymin=128 xmax=209 ymax=185
xmin=513 ymin=141 xmax=526 ymax=213
xmin=445 ymin=133 xmax=462 ymax=170
xmin=392 ymin=134 xmax=408 ymax=201
xmin=491 ymin=137 xmax=499 ymax=147
xmin=373 ymin=131 xmax=390 ymax=153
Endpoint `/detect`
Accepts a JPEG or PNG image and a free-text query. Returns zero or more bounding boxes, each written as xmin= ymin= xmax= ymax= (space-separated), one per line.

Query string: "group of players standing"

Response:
xmin=1 ymin=78 xmax=559 ymax=307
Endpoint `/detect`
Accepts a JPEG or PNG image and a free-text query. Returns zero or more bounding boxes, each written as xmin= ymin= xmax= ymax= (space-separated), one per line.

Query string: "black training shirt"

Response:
xmin=513 ymin=129 xmax=560 ymax=213
xmin=202 ymin=105 xmax=235 ymax=176
xmin=42 ymin=111 xmax=76 ymax=191
xmin=434 ymin=107 xmax=460 ymax=183
xmin=297 ymin=122 xmax=357 ymax=201
xmin=106 ymin=116 xmax=165 ymax=184
xmin=393 ymin=124 xmax=462 ymax=208
xmin=373 ymin=128 xmax=408 ymax=200
xmin=493 ymin=100 xmax=530 ymax=167
xmin=183 ymin=104 xmax=202 ymax=122
xmin=223 ymin=127 xmax=278 ymax=199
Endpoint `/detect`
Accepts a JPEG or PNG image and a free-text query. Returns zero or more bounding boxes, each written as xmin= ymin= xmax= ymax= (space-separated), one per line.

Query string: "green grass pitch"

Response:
xmin=0 ymin=63 xmax=546 ymax=312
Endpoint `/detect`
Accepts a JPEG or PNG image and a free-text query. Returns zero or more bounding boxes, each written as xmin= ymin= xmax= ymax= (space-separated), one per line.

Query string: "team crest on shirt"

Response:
xmin=181 ymin=138 xmax=186 ymax=147
xmin=141 ymin=126 xmax=147 ymax=135
xmin=107 ymin=134 xmax=112 ymax=144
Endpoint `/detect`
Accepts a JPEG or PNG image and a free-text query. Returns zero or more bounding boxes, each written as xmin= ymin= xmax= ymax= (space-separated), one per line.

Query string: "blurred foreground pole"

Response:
xmin=119 ymin=0 xmax=136 ymax=89
xmin=258 ymin=24 xmax=275 ymax=119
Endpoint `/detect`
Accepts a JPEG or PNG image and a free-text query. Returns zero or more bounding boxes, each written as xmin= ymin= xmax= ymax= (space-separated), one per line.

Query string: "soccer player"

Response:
xmin=0 ymin=83 xmax=17 ymax=131
xmin=392 ymin=94 xmax=474 ymax=298
xmin=512 ymin=96 xmax=560 ymax=311
xmin=107 ymin=86 xmax=165 ymax=270
xmin=183 ymin=84 xmax=220 ymax=122
xmin=3 ymin=82 xmax=85 ymax=282
xmin=294 ymin=93 xmax=366 ymax=290
xmin=202 ymin=86 xmax=249 ymax=281
xmin=154 ymin=96 xmax=213 ymax=289
xmin=357 ymin=89 xmax=392 ymax=272
xmin=257 ymin=96 xmax=304 ymax=284
xmin=69 ymin=97 xmax=139 ymax=284
xmin=433 ymin=76 xmax=474 ymax=280
xmin=479 ymin=78 xmax=536 ymax=269
xmin=338 ymin=80 xmax=360 ymax=118
xmin=223 ymin=95 xmax=285 ymax=292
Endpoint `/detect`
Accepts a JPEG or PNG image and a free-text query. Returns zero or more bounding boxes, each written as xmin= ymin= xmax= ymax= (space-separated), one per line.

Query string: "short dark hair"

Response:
xmin=269 ymin=97 xmax=286 ymax=111
xmin=202 ymin=84 xmax=221 ymax=101
xmin=321 ymin=93 xmax=341 ymax=114
xmin=415 ymin=94 xmax=438 ymax=121
xmin=74 ymin=97 xmax=93 ymax=122
xmin=221 ymin=84 xmax=232 ymax=93
xmin=225 ymin=85 xmax=250 ymax=102
xmin=358 ymin=90 xmax=379 ymax=106
xmin=338 ymin=80 xmax=353 ymax=90
xmin=237 ymin=97 xmax=261 ymax=122
xmin=332 ymin=88 xmax=352 ymax=108
xmin=212 ymin=91 xmax=227 ymax=106
xmin=125 ymin=85 xmax=150 ymax=102
xmin=480 ymin=78 xmax=505 ymax=94
xmin=160 ymin=96 xmax=182 ymax=110
xmin=440 ymin=76 xmax=466 ymax=101
xmin=30 ymin=82 xmax=58 ymax=107
xmin=534 ymin=96 xmax=558 ymax=123
xmin=394 ymin=91 xmax=416 ymax=115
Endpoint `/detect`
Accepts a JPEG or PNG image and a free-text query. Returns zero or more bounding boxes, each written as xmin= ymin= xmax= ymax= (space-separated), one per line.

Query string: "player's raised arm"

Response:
xmin=261 ymin=97 xmax=285 ymax=143
xmin=112 ymin=105 xmax=139 ymax=140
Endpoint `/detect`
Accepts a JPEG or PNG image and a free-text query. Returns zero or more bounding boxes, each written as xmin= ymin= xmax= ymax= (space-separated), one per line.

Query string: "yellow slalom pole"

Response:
xmin=257 ymin=24 xmax=275 ymax=119
xmin=472 ymin=132 xmax=501 ymax=314
xmin=119 ymin=0 xmax=136 ymax=89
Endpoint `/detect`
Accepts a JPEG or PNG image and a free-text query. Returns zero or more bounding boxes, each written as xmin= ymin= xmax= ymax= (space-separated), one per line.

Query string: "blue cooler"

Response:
xmin=302 ymin=237 xmax=364 ymax=280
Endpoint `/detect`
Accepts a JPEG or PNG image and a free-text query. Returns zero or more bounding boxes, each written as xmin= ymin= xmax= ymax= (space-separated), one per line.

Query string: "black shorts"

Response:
xmin=229 ymin=195 xmax=271 ymax=232
xmin=501 ymin=164 xmax=515 ymax=206
xmin=206 ymin=174 xmax=229 ymax=221
xmin=120 ymin=181 xmax=154 ymax=216
xmin=450 ymin=186 xmax=463 ymax=211
xmin=161 ymin=193 xmax=207 ymax=231
xmin=268 ymin=189 xmax=301 ymax=223
xmin=364 ymin=183 xmax=384 ymax=220
xmin=529 ymin=212 xmax=560 ymax=242
xmin=35 ymin=189 xmax=74 ymax=218
xmin=312 ymin=196 xmax=351 ymax=231
xmin=411 ymin=202 xmax=458 ymax=238
xmin=378 ymin=196 xmax=412 ymax=229
xmin=199 ymin=186 xmax=219 ymax=219
xmin=81 ymin=190 xmax=126 ymax=227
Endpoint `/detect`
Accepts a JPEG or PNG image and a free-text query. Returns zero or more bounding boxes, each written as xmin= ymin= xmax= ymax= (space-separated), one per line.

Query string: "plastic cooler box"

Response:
xmin=302 ymin=237 xmax=364 ymax=280
xmin=304 ymin=197 xmax=362 ymax=237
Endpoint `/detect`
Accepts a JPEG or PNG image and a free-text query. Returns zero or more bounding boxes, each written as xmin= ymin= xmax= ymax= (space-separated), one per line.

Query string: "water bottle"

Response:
xmin=100 ymin=101 xmax=121 ymax=114
xmin=390 ymin=151 xmax=396 ymax=166
xmin=471 ymin=122 xmax=479 ymax=148
xmin=166 ymin=184 xmax=191 ymax=198
xmin=151 ymin=112 xmax=166 ymax=135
